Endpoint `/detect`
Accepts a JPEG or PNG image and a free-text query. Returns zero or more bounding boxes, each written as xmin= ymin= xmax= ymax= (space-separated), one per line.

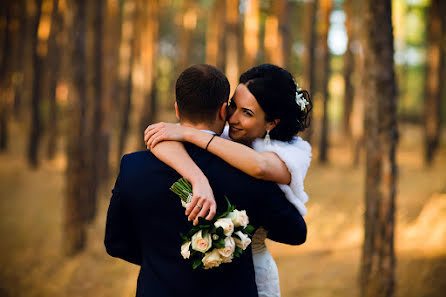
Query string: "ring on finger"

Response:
xmin=196 ymin=204 xmax=202 ymax=209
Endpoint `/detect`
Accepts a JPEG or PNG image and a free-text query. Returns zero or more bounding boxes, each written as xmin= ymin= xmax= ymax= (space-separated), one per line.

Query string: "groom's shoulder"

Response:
xmin=119 ymin=150 xmax=169 ymax=172
xmin=120 ymin=150 xmax=151 ymax=166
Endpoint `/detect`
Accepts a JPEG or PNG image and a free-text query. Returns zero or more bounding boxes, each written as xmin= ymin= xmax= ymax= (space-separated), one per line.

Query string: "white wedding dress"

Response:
xmin=222 ymin=127 xmax=312 ymax=297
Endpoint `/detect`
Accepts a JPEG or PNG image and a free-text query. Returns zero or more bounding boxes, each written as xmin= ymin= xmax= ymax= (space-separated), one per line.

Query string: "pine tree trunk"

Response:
xmin=360 ymin=1 xmax=398 ymax=297
xmin=117 ymin=0 xmax=136 ymax=161
xmin=46 ymin=0 xmax=62 ymax=160
xmin=301 ymin=0 xmax=317 ymax=143
xmin=138 ymin=0 xmax=159 ymax=149
xmin=276 ymin=0 xmax=291 ymax=68
xmin=177 ymin=0 xmax=193 ymax=73
xmin=424 ymin=0 xmax=444 ymax=166
xmin=0 ymin=0 xmax=13 ymax=152
xmin=13 ymin=0 xmax=28 ymax=118
xmin=28 ymin=0 xmax=44 ymax=168
xmin=64 ymin=0 xmax=88 ymax=256
xmin=318 ymin=0 xmax=332 ymax=163
xmin=225 ymin=0 xmax=239 ymax=92
xmin=7 ymin=0 xmax=22 ymax=120
xmin=342 ymin=0 xmax=354 ymax=138
xmin=301 ymin=0 xmax=318 ymax=142
xmin=350 ymin=0 xmax=365 ymax=167
xmin=102 ymin=0 xmax=121 ymax=167
xmin=243 ymin=0 xmax=259 ymax=69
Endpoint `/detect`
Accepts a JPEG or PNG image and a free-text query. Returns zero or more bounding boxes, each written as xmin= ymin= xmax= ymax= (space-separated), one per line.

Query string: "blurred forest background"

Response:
xmin=0 ymin=0 xmax=445 ymax=296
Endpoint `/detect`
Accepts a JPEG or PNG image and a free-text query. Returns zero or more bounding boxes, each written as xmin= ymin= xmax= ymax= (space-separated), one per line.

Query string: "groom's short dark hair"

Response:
xmin=176 ymin=64 xmax=230 ymax=124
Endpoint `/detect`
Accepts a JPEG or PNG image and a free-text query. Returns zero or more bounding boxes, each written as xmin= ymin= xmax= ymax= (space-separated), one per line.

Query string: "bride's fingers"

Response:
xmin=188 ymin=198 xmax=204 ymax=222
xmin=149 ymin=134 xmax=166 ymax=149
xmin=205 ymin=203 xmax=216 ymax=221
xmin=147 ymin=132 xmax=165 ymax=150
xmin=193 ymin=201 xmax=210 ymax=225
xmin=144 ymin=126 xmax=161 ymax=143
xmin=144 ymin=124 xmax=158 ymax=137
xmin=185 ymin=196 xmax=199 ymax=216
xmin=146 ymin=130 xmax=162 ymax=148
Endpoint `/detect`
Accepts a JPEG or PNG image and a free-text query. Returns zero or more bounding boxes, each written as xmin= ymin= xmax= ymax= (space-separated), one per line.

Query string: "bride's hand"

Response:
xmin=186 ymin=177 xmax=217 ymax=225
xmin=144 ymin=122 xmax=188 ymax=150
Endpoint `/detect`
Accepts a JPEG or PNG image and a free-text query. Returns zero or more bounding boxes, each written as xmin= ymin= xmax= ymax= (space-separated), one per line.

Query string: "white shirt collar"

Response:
xmin=200 ymin=129 xmax=217 ymax=135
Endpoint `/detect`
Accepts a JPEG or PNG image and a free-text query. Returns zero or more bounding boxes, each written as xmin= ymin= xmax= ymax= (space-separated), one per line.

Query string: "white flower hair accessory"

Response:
xmin=295 ymin=84 xmax=309 ymax=111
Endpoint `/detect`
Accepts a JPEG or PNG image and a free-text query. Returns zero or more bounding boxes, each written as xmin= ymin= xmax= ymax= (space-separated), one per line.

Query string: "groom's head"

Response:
xmin=175 ymin=64 xmax=229 ymax=133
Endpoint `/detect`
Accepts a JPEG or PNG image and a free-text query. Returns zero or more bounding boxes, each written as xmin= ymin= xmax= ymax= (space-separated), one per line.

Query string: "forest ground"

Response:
xmin=0 ymin=123 xmax=445 ymax=297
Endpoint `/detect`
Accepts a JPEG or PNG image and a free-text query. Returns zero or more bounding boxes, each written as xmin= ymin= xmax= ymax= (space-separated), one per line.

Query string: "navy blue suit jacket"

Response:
xmin=105 ymin=144 xmax=306 ymax=297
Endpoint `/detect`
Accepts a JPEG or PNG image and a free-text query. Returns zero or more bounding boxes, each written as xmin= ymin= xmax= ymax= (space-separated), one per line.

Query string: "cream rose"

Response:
xmin=191 ymin=230 xmax=212 ymax=253
xmin=233 ymin=231 xmax=251 ymax=250
xmin=217 ymin=236 xmax=235 ymax=258
xmin=221 ymin=253 xmax=234 ymax=264
xmin=214 ymin=218 xmax=234 ymax=236
xmin=181 ymin=241 xmax=191 ymax=259
xmin=217 ymin=236 xmax=235 ymax=263
xmin=202 ymin=249 xmax=223 ymax=269
xmin=228 ymin=210 xmax=249 ymax=228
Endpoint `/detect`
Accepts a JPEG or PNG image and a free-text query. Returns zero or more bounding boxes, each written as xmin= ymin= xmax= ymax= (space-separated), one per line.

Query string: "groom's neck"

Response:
xmin=180 ymin=120 xmax=221 ymax=135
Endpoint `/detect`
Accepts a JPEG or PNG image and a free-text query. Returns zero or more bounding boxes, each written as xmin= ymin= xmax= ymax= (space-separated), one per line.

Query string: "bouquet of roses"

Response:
xmin=170 ymin=178 xmax=255 ymax=270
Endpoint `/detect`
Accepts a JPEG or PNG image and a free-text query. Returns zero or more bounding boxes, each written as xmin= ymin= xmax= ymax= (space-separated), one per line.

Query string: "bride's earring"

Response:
xmin=264 ymin=130 xmax=271 ymax=145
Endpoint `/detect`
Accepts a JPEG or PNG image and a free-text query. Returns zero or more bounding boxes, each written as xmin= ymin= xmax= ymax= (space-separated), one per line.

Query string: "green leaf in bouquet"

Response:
xmin=192 ymin=258 xmax=202 ymax=269
xmin=234 ymin=247 xmax=243 ymax=258
xmin=209 ymin=225 xmax=217 ymax=234
xmin=179 ymin=232 xmax=189 ymax=243
xmin=243 ymin=225 xmax=255 ymax=236
xmin=225 ymin=196 xmax=232 ymax=210
xmin=216 ymin=227 xmax=224 ymax=237
xmin=202 ymin=229 xmax=208 ymax=238
xmin=197 ymin=217 xmax=211 ymax=228
xmin=213 ymin=237 xmax=226 ymax=249
xmin=234 ymin=226 xmax=244 ymax=233
xmin=215 ymin=210 xmax=229 ymax=220
xmin=187 ymin=227 xmax=200 ymax=238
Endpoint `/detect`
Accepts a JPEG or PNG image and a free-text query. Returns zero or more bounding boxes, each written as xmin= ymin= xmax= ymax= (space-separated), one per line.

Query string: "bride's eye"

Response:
xmin=243 ymin=110 xmax=253 ymax=117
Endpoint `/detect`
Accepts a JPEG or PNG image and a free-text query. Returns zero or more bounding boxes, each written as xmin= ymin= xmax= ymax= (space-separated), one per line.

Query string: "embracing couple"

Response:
xmin=105 ymin=64 xmax=313 ymax=297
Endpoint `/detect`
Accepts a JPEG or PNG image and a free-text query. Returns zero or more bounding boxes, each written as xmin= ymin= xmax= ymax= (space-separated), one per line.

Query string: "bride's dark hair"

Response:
xmin=238 ymin=64 xmax=312 ymax=142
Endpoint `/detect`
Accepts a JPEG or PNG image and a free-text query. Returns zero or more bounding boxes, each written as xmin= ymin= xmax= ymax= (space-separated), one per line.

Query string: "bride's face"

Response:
xmin=227 ymin=84 xmax=269 ymax=146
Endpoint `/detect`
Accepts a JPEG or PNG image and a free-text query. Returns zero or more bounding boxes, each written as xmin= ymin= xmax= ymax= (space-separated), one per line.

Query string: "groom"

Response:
xmin=105 ymin=64 xmax=306 ymax=297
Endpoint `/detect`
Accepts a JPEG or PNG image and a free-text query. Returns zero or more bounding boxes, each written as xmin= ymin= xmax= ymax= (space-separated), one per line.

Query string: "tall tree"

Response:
xmin=243 ymin=0 xmax=259 ymax=69
xmin=225 ymin=0 xmax=239 ymax=91
xmin=138 ymin=0 xmax=159 ymax=148
xmin=177 ymin=0 xmax=194 ymax=72
xmin=318 ymin=0 xmax=332 ymax=163
xmin=102 ymin=0 xmax=122 ymax=164
xmin=46 ymin=0 xmax=62 ymax=160
xmin=117 ymin=0 xmax=136 ymax=161
xmin=424 ymin=0 xmax=445 ymax=165
xmin=264 ymin=0 xmax=291 ymax=68
xmin=360 ymin=1 xmax=398 ymax=297
xmin=28 ymin=0 xmax=44 ymax=168
xmin=13 ymin=0 xmax=30 ymax=118
xmin=0 ymin=0 xmax=13 ymax=152
xmin=301 ymin=0 xmax=318 ymax=142
xmin=206 ymin=0 xmax=226 ymax=70
xmin=342 ymin=0 xmax=354 ymax=138
xmin=6 ymin=0 xmax=22 ymax=120
xmin=350 ymin=0 xmax=365 ymax=166
xmin=65 ymin=0 xmax=88 ymax=256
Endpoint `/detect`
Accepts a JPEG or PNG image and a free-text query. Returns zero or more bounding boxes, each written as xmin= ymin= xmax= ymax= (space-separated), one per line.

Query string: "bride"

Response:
xmin=144 ymin=64 xmax=312 ymax=297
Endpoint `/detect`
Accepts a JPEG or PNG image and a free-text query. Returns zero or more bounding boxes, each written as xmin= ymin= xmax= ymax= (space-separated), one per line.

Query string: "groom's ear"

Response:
xmin=174 ymin=102 xmax=180 ymax=120
xmin=218 ymin=102 xmax=228 ymax=121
